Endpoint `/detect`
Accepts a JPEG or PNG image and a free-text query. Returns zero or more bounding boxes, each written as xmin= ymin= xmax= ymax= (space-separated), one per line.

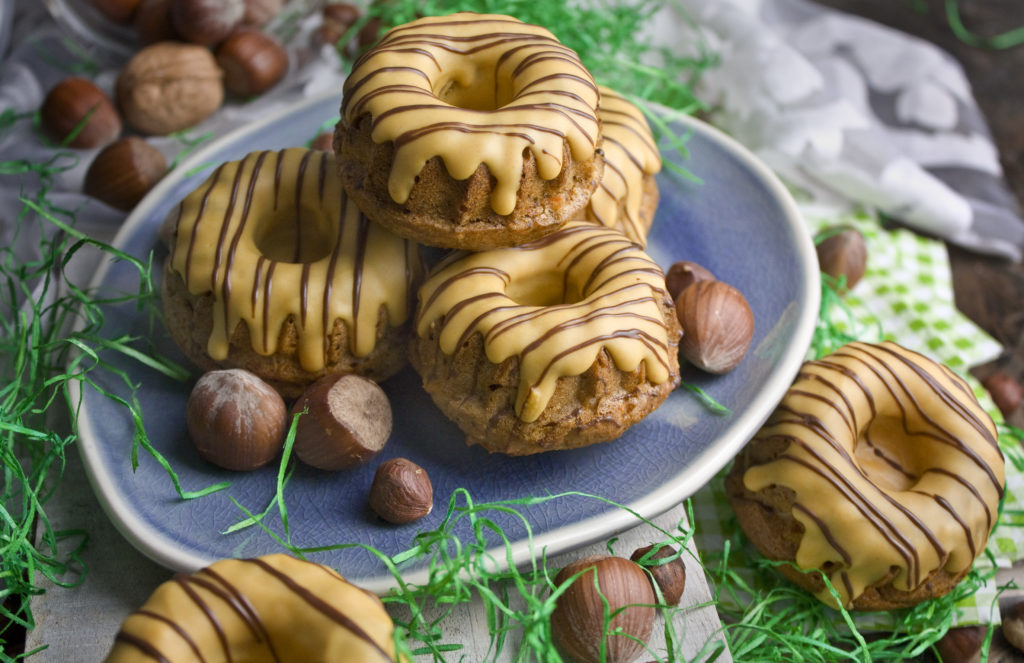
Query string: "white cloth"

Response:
xmin=661 ymin=0 xmax=1024 ymax=260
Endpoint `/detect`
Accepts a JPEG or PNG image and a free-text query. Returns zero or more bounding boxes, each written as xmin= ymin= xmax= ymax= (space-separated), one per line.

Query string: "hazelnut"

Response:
xmin=215 ymin=29 xmax=288 ymax=97
xmin=186 ymin=369 xmax=286 ymax=471
xmin=357 ymin=16 xmax=383 ymax=50
xmin=291 ymin=374 xmax=392 ymax=471
xmin=310 ymin=131 xmax=334 ymax=152
xmin=630 ymin=544 xmax=686 ymax=606
xmin=664 ymin=260 xmax=714 ymax=302
xmin=1003 ymin=600 xmax=1024 ymax=652
xmin=676 ymin=279 xmax=754 ymax=374
xmin=83 ymin=136 xmax=167 ymax=211
xmin=815 ymin=225 xmax=867 ymax=292
xmin=40 ymin=77 xmax=122 ymax=150
xmin=89 ymin=0 xmax=142 ymax=24
xmin=133 ymin=0 xmax=180 ymax=44
xmin=983 ymin=371 xmax=1023 ymax=417
xmin=172 ymin=0 xmax=245 ymax=45
xmin=242 ymin=0 xmax=284 ymax=26
xmin=550 ymin=555 xmax=656 ymax=663
xmin=935 ymin=625 xmax=985 ymax=663
xmin=117 ymin=42 xmax=224 ymax=135
xmin=368 ymin=458 xmax=433 ymax=524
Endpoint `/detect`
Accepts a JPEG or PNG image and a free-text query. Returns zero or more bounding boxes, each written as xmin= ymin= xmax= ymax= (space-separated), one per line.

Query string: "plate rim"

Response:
xmin=71 ymin=86 xmax=820 ymax=593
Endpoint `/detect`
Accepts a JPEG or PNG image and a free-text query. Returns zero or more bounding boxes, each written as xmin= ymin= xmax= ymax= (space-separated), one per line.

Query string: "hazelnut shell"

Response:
xmin=983 ymin=371 xmax=1023 ymax=417
xmin=551 ymin=555 xmax=656 ymax=663
xmin=815 ymin=225 xmax=867 ymax=291
xmin=83 ymin=136 xmax=167 ymax=211
xmin=676 ymin=279 xmax=754 ymax=374
xmin=186 ymin=369 xmax=286 ymax=471
xmin=310 ymin=131 xmax=335 ymax=152
xmin=630 ymin=544 xmax=686 ymax=606
xmin=216 ymin=28 xmax=289 ymax=97
xmin=1003 ymin=600 xmax=1024 ymax=653
xmin=935 ymin=625 xmax=985 ymax=663
xmin=172 ymin=0 xmax=245 ymax=45
xmin=291 ymin=374 xmax=392 ymax=471
xmin=40 ymin=77 xmax=122 ymax=149
xmin=242 ymin=0 xmax=284 ymax=26
xmin=368 ymin=458 xmax=433 ymax=524
xmin=133 ymin=0 xmax=180 ymax=43
xmin=664 ymin=260 xmax=715 ymax=302
xmin=89 ymin=0 xmax=142 ymax=24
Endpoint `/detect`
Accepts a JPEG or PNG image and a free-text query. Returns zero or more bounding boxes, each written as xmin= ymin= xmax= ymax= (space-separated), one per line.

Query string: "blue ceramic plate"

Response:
xmin=74 ymin=87 xmax=819 ymax=593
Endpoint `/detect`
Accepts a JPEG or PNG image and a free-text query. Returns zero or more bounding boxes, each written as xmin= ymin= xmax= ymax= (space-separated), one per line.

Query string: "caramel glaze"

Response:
xmin=340 ymin=13 xmax=600 ymax=216
xmin=104 ymin=555 xmax=398 ymax=662
xmin=579 ymin=87 xmax=661 ymax=244
xmin=167 ymin=148 xmax=421 ymax=371
xmin=741 ymin=341 xmax=1004 ymax=608
xmin=416 ymin=221 xmax=676 ymax=422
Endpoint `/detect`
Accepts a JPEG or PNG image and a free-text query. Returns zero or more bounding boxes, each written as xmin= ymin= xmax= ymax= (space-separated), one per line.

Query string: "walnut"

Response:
xmin=116 ymin=42 xmax=224 ymax=135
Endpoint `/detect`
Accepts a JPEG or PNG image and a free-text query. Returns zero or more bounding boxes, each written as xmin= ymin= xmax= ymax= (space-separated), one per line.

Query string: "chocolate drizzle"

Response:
xmin=167 ymin=148 xmax=421 ymax=370
xmin=740 ymin=341 xmax=1005 ymax=607
xmin=108 ymin=556 xmax=395 ymax=663
xmin=415 ymin=221 xmax=675 ymax=422
xmin=340 ymin=12 xmax=600 ymax=215
xmin=578 ymin=87 xmax=662 ymax=244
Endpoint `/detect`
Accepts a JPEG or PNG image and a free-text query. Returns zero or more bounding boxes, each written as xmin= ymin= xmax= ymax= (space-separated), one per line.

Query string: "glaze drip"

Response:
xmin=341 ymin=13 xmax=600 ymax=215
xmin=742 ymin=341 xmax=1004 ymax=608
xmin=167 ymin=148 xmax=421 ymax=371
xmin=580 ymin=87 xmax=662 ymax=244
xmin=415 ymin=221 xmax=674 ymax=422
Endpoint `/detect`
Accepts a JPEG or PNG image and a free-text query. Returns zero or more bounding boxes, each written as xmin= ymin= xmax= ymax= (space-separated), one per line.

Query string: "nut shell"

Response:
xmin=172 ymin=0 xmax=245 ymax=45
xmin=368 ymin=458 xmax=433 ymax=524
xmin=83 ymin=136 xmax=167 ymax=211
xmin=134 ymin=0 xmax=180 ymax=43
xmin=216 ymin=28 xmax=288 ymax=97
xmin=1003 ymin=600 xmax=1024 ymax=653
xmin=676 ymin=279 xmax=754 ymax=374
xmin=664 ymin=260 xmax=715 ymax=302
xmin=117 ymin=42 xmax=224 ymax=135
xmin=292 ymin=374 xmax=392 ymax=471
xmin=630 ymin=544 xmax=686 ymax=606
xmin=815 ymin=225 xmax=867 ymax=291
xmin=982 ymin=371 xmax=1023 ymax=417
xmin=186 ymin=369 xmax=286 ymax=471
xmin=243 ymin=0 xmax=284 ymax=25
xmin=550 ymin=555 xmax=656 ymax=663
xmin=90 ymin=0 xmax=142 ymax=24
xmin=40 ymin=77 xmax=122 ymax=149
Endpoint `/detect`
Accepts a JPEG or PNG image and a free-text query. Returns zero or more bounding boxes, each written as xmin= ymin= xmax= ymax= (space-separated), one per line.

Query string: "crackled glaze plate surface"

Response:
xmin=74 ymin=87 xmax=818 ymax=593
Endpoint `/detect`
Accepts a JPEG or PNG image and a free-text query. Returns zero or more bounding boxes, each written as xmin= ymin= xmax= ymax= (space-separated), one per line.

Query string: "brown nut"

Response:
xmin=310 ymin=131 xmax=334 ymax=152
xmin=676 ymin=279 xmax=754 ymax=374
xmin=83 ymin=136 xmax=167 ymax=211
xmin=815 ymin=225 xmax=867 ymax=292
xmin=368 ymin=458 xmax=433 ymax=524
xmin=664 ymin=260 xmax=715 ymax=302
xmin=40 ymin=77 xmax=122 ymax=149
xmin=630 ymin=544 xmax=686 ymax=606
xmin=90 ymin=0 xmax=142 ymax=24
xmin=133 ymin=0 xmax=180 ymax=44
xmin=1003 ymin=600 xmax=1024 ymax=653
xmin=186 ymin=369 xmax=286 ymax=471
xmin=935 ymin=625 xmax=985 ymax=663
xmin=242 ymin=0 xmax=284 ymax=26
xmin=983 ymin=371 xmax=1023 ymax=418
xmin=215 ymin=28 xmax=288 ymax=97
xmin=117 ymin=42 xmax=224 ymax=135
xmin=172 ymin=0 xmax=245 ymax=45
xmin=291 ymin=374 xmax=392 ymax=471
xmin=551 ymin=555 xmax=656 ymax=663
xmin=357 ymin=16 xmax=383 ymax=49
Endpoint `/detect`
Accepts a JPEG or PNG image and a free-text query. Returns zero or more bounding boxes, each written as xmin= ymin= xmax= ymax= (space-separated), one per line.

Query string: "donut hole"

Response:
xmin=254 ymin=208 xmax=334 ymax=264
xmin=433 ymin=66 xmax=514 ymax=111
xmin=505 ymin=270 xmax=580 ymax=307
xmin=853 ymin=417 xmax=921 ymax=492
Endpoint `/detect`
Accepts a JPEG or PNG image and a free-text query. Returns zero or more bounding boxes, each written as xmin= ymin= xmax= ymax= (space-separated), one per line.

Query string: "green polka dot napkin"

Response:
xmin=689 ymin=207 xmax=1019 ymax=628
